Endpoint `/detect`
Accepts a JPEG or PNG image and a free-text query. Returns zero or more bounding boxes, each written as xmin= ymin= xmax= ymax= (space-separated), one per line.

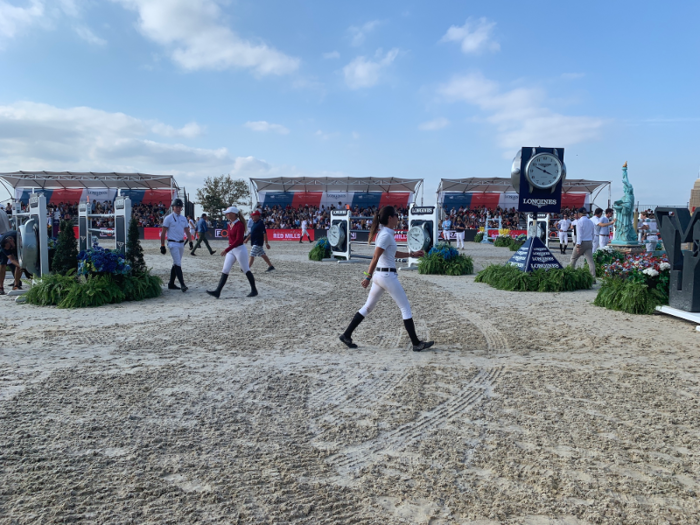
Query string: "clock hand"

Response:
xmin=536 ymin=166 xmax=553 ymax=176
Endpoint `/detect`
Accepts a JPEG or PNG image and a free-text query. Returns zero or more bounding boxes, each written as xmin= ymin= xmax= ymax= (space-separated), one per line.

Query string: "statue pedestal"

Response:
xmin=610 ymin=243 xmax=645 ymax=256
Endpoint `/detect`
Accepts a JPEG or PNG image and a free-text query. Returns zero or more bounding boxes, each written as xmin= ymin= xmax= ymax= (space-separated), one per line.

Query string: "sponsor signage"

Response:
xmin=411 ymin=206 xmax=435 ymax=215
xmin=507 ymin=236 xmax=563 ymax=272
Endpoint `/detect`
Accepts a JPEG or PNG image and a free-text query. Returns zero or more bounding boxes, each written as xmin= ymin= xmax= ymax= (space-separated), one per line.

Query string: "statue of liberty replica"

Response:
xmin=611 ymin=162 xmax=643 ymax=252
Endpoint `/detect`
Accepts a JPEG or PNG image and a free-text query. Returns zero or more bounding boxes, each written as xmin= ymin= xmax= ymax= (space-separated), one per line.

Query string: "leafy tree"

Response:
xmin=196 ymin=175 xmax=251 ymax=220
xmin=52 ymin=219 xmax=78 ymax=276
xmin=126 ymin=217 xmax=146 ymax=275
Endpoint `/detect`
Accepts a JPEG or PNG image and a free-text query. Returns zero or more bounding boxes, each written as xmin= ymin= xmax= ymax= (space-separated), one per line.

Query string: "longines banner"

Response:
xmin=441 ymin=192 xmax=589 ymax=211
xmin=257 ymin=191 xmax=414 ymax=210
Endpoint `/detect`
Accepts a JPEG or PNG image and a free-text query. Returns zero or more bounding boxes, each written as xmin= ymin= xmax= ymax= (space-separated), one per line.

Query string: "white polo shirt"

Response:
xmin=375 ymin=226 xmax=397 ymax=269
xmin=575 ymin=215 xmax=595 ymax=242
xmin=163 ymin=213 xmax=188 ymax=241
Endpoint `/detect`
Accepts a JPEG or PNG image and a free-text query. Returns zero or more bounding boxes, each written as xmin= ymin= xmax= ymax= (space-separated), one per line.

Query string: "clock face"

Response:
xmin=328 ymin=223 xmax=345 ymax=247
xmin=526 ymin=153 xmax=563 ymax=189
xmin=407 ymin=225 xmax=429 ymax=252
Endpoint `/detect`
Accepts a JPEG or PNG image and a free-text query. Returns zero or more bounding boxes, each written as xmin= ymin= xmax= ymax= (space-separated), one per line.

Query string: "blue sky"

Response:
xmin=0 ymin=0 xmax=698 ymax=207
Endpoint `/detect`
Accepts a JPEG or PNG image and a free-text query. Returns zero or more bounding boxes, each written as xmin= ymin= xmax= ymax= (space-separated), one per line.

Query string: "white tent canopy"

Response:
xmin=0 ymin=171 xmax=179 ymax=190
xmin=250 ymin=176 xmax=423 ymax=194
xmin=437 ymin=177 xmax=610 ymax=195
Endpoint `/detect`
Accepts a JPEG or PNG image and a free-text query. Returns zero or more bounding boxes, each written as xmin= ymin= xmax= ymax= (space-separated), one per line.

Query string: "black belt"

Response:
xmin=376 ymin=267 xmax=396 ymax=273
xmin=169 ymin=240 xmax=184 ymax=243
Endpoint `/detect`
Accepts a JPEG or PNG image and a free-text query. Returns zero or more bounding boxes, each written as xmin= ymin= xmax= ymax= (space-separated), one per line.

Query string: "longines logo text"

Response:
xmin=523 ymin=198 xmax=557 ymax=208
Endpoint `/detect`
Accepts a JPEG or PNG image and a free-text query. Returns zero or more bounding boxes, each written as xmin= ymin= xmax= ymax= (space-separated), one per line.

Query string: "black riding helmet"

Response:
xmin=172 ymin=198 xmax=184 ymax=208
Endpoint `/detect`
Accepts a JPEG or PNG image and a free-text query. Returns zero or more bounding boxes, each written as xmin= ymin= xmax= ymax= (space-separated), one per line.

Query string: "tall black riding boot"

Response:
xmin=245 ymin=271 xmax=258 ymax=297
xmin=206 ymin=273 xmax=228 ymax=298
xmin=339 ymin=312 xmax=364 ymax=348
xmin=403 ymin=318 xmax=434 ymax=352
xmin=168 ymin=266 xmax=180 ymax=290
xmin=175 ymin=265 xmax=188 ymax=292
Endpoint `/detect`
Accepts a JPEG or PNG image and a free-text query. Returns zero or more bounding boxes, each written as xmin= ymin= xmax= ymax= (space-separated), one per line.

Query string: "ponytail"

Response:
xmin=368 ymin=205 xmax=396 ymax=244
xmin=238 ymin=211 xmax=247 ymax=234
xmin=368 ymin=209 xmax=381 ymax=244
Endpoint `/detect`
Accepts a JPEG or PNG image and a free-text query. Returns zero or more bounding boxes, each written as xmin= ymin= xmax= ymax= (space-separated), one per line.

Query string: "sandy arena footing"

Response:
xmin=1 ymin=240 xmax=698 ymax=523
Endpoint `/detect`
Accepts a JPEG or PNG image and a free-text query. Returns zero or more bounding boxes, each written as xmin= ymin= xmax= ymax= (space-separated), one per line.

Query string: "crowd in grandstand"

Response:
xmin=3 ymin=198 xmax=587 ymax=232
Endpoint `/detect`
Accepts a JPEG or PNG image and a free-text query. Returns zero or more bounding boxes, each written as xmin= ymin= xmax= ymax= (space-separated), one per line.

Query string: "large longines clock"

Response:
xmin=511 ymin=147 xmax=566 ymax=213
xmin=328 ymin=223 xmax=345 ymax=248
xmin=407 ymin=223 xmax=432 ymax=252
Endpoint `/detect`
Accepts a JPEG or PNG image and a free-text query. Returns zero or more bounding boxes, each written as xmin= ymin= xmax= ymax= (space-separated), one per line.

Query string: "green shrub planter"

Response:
xmin=475 ymin=264 xmax=593 ymax=292
xmin=309 ymin=238 xmax=331 ymax=261
xmin=418 ymin=243 xmax=474 ymax=275
xmin=474 ymin=232 xmax=484 ymax=243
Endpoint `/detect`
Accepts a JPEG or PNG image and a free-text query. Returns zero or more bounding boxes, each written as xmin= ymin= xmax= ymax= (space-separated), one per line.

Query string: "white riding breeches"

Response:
xmin=168 ymin=242 xmax=185 ymax=266
xmin=558 ymin=232 xmax=568 ymax=245
xmin=359 ymin=271 xmax=412 ymax=320
xmin=456 ymin=232 xmax=465 ymax=248
xmin=599 ymin=235 xmax=609 ymax=249
xmin=592 ymin=235 xmax=599 ymax=253
xmin=646 ymin=235 xmax=658 ymax=253
xmin=222 ymin=245 xmax=250 ymax=274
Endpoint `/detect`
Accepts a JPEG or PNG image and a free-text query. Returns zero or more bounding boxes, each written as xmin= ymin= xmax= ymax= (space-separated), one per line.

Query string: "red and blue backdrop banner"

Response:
xmin=257 ymin=191 xmax=413 ymax=211
xmin=14 ymin=188 xmax=176 ymax=206
xmin=441 ymin=192 xmax=589 ymax=212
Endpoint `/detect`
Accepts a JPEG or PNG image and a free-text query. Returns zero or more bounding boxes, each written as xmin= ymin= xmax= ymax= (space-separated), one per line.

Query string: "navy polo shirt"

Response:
xmin=249 ymin=220 xmax=266 ymax=246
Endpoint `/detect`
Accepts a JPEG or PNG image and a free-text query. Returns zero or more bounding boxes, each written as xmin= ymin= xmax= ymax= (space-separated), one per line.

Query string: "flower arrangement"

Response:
xmin=26 ymin=243 xmax=161 ymax=309
xmin=309 ymin=237 xmax=332 ymax=261
xmin=77 ymin=246 xmax=131 ymax=276
xmin=498 ymin=228 xmax=511 ymax=236
xmin=418 ymin=242 xmax=473 ymax=275
xmin=594 ymin=251 xmax=670 ymax=314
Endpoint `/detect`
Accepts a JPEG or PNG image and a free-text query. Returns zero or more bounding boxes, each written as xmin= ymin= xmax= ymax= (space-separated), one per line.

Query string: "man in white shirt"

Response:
xmin=570 ymin=207 xmax=596 ymax=278
xmin=639 ymin=210 xmax=658 ymax=253
xmin=299 ymin=216 xmax=312 ymax=243
xmin=590 ymin=208 xmax=603 ymax=253
xmin=441 ymin=216 xmax=452 ymax=243
xmin=597 ymin=208 xmax=616 ymax=250
xmin=556 ymin=214 xmax=572 ymax=255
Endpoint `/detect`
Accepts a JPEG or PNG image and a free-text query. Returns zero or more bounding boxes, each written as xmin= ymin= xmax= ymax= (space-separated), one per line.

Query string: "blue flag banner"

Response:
xmin=507 ymin=236 xmax=563 ymax=272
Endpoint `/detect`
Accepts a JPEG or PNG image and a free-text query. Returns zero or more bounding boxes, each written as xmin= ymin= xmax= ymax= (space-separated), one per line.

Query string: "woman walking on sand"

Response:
xmin=339 ymin=205 xmax=434 ymax=352
xmin=206 ymin=206 xmax=258 ymax=298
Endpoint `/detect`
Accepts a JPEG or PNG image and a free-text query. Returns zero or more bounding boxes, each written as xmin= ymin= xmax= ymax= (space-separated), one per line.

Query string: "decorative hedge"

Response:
xmin=25 ymin=241 xmax=162 ymax=308
xmin=475 ymin=264 xmax=594 ymax=292
xmin=418 ymin=243 xmax=474 ymax=275
xmin=473 ymin=232 xmax=484 ymax=243
xmin=309 ymin=238 xmax=331 ymax=261
xmin=593 ymin=251 xmax=670 ymax=314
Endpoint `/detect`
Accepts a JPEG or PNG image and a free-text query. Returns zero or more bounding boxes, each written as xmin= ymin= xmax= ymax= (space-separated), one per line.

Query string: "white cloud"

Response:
xmin=315 ymin=129 xmax=337 ymax=140
xmin=348 ymin=20 xmax=379 ymax=47
xmin=438 ymin=72 xmax=604 ymax=151
xmin=323 ymin=51 xmax=340 ymax=59
xmin=74 ymin=25 xmax=106 ymax=46
xmin=0 ymin=0 xmax=44 ymax=40
xmin=441 ymin=17 xmax=500 ymax=54
xmin=0 ymin=101 xmax=225 ymax=171
xmin=343 ymin=48 xmax=399 ymax=89
xmin=151 ymin=121 xmax=204 ymax=138
xmin=419 ymin=117 xmax=450 ymax=131
xmin=113 ymin=0 xmax=299 ymax=75
xmin=230 ymin=155 xmax=344 ymax=180
xmin=244 ymin=121 xmax=290 ymax=135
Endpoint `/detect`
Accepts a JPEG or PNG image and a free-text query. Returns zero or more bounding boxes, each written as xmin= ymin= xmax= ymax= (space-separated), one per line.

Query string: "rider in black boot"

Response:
xmin=207 ymin=273 xmax=228 ymax=298
xmin=167 ymin=266 xmax=180 ymax=290
xmin=245 ymin=270 xmax=258 ymax=297
xmin=404 ymin=318 xmax=434 ymax=352
xmin=340 ymin=312 xmax=364 ymax=348
xmin=175 ymin=266 xmax=188 ymax=292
